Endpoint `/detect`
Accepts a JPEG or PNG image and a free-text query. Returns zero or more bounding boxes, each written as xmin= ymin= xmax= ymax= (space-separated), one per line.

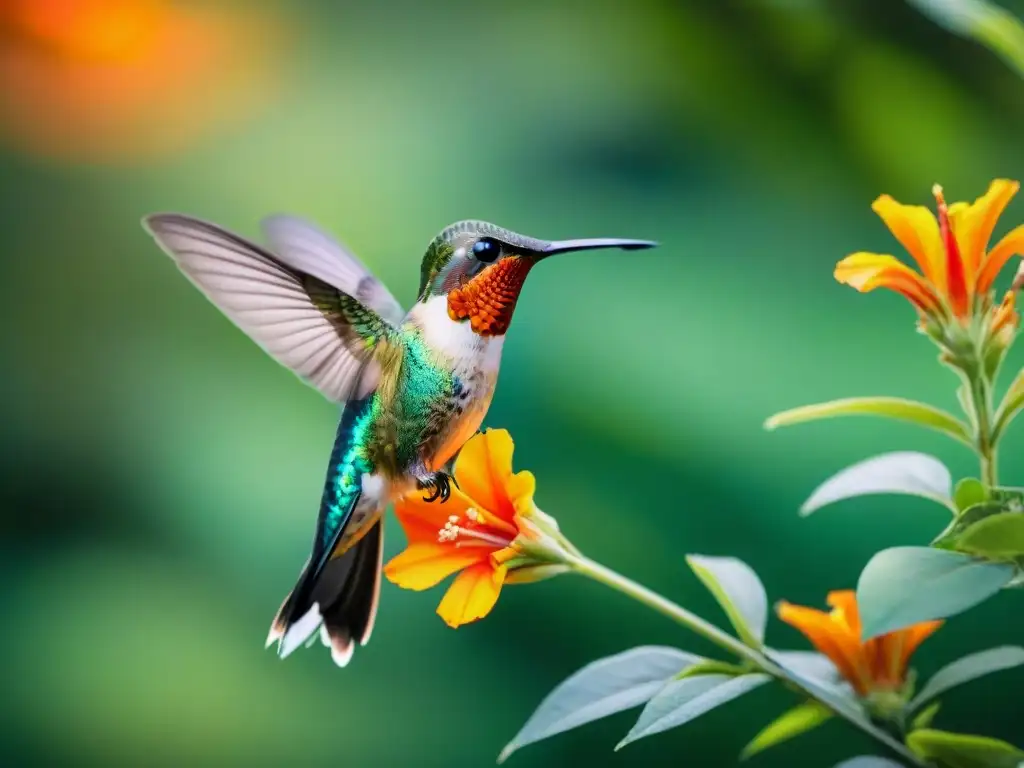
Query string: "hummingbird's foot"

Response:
xmin=418 ymin=471 xmax=457 ymax=504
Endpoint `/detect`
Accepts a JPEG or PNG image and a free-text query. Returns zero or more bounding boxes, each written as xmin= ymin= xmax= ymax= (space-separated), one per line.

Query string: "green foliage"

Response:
xmin=764 ymin=397 xmax=973 ymax=446
xmin=616 ymin=674 xmax=771 ymax=750
xmin=992 ymin=368 xmax=1024 ymax=442
xmin=907 ymin=728 xmax=1024 ymax=768
xmin=767 ymin=650 xmax=841 ymax=686
xmin=833 ymin=758 xmax=906 ymax=768
xmin=909 ymin=646 xmax=1024 ymax=713
xmin=908 ymin=0 xmax=1024 ymax=79
xmin=798 ymin=452 xmax=955 ymax=516
xmin=675 ymin=659 xmax=751 ymax=679
xmin=498 ymin=646 xmax=700 ymax=763
xmin=954 ymin=478 xmax=988 ymax=512
xmin=956 ymin=512 xmax=1024 ymax=559
xmin=932 ymin=488 xmax=1024 ymax=565
xmin=911 ymin=702 xmax=942 ymax=731
xmin=686 ymin=554 xmax=769 ymax=647
xmin=856 ymin=547 xmax=1016 ymax=639
xmin=933 ymin=501 xmax=1001 ymax=547
xmin=740 ymin=700 xmax=832 ymax=760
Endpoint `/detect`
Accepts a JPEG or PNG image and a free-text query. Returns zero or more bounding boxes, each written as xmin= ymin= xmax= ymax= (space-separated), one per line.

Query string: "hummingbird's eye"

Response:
xmin=471 ymin=238 xmax=500 ymax=263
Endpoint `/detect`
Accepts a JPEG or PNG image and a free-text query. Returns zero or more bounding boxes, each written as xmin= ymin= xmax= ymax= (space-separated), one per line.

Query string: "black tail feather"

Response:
xmin=320 ymin=521 xmax=384 ymax=665
xmin=268 ymin=519 xmax=384 ymax=666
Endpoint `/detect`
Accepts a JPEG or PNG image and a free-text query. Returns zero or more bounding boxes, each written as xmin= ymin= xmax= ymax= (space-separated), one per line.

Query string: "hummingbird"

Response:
xmin=142 ymin=213 xmax=656 ymax=666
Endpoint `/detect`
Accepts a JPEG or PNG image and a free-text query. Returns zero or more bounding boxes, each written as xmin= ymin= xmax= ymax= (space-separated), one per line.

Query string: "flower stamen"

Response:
xmin=436 ymin=512 xmax=513 ymax=548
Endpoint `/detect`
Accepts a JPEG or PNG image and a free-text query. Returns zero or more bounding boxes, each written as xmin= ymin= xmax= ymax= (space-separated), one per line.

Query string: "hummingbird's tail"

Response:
xmin=266 ymin=518 xmax=384 ymax=667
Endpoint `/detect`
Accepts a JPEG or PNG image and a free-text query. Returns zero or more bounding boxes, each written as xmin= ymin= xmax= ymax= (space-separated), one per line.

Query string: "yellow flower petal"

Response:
xmin=825 ymin=590 xmax=862 ymax=638
xmin=507 ymin=469 xmax=537 ymax=517
xmin=948 ymin=179 xmax=1019 ymax=288
xmin=977 ymin=223 xmax=1024 ymax=294
xmin=834 ymin=252 xmax=940 ymax=313
xmin=436 ymin=561 xmax=505 ymax=628
xmin=871 ymin=195 xmax=945 ymax=290
xmin=383 ymin=542 xmax=487 ymax=591
xmin=453 ymin=429 xmax=522 ymax=524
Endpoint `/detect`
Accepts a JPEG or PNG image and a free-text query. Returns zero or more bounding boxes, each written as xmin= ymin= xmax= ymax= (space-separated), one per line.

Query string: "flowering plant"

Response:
xmin=379 ymin=181 xmax=1024 ymax=768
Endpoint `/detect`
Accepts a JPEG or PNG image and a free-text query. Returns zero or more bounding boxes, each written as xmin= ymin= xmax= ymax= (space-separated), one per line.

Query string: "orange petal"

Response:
xmin=383 ymin=542 xmax=487 ymax=591
xmin=948 ymin=179 xmax=1019 ymax=288
xmin=436 ymin=561 xmax=505 ymax=628
xmin=894 ymin=620 xmax=943 ymax=677
xmin=977 ymin=223 xmax=1024 ymax=294
xmin=453 ymin=429 xmax=520 ymax=523
xmin=834 ymin=252 xmax=940 ymax=313
xmin=872 ymin=195 xmax=946 ymax=290
xmin=864 ymin=638 xmax=897 ymax=692
xmin=392 ymin=488 xmax=476 ymax=545
xmin=777 ymin=601 xmax=872 ymax=695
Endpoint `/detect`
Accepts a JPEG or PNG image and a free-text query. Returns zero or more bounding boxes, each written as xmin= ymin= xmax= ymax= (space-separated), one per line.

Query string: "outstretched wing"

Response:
xmin=261 ymin=214 xmax=405 ymax=326
xmin=143 ymin=213 xmax=395 ymax=402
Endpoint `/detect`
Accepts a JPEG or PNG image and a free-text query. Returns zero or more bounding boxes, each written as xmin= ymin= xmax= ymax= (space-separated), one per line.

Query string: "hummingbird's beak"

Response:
xmin=539 ymin=238 xmax=658 ymax=257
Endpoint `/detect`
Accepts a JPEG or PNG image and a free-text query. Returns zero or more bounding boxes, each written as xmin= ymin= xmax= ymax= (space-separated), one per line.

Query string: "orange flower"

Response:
xmin=835 ymin=180 xmax=1024 ymax=326
xmin=777 ymin=591 xmax=942 ymax=697
xmin=384 ymin=429 xmax=570 ymax=628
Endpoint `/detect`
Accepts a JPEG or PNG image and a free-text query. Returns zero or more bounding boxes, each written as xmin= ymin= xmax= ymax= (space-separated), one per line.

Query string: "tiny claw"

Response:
xmin=418 ymin=471 xmax=453 ymax=504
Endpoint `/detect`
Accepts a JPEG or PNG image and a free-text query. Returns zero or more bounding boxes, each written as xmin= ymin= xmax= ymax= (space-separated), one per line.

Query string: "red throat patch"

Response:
xmin=447 ymin=256 xmax=534 ymax=336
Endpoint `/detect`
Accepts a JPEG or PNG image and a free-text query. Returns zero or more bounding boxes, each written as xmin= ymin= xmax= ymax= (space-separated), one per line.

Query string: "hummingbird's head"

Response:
xmin=417 ymin=220 xmax=656 ymax=336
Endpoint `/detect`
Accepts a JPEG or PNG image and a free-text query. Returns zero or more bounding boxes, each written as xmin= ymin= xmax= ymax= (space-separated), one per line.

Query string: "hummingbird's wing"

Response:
xmin=260 ymin=215 xmax=405 ymax=326
xmin=143 ymin=214 xmax=395 ymax=403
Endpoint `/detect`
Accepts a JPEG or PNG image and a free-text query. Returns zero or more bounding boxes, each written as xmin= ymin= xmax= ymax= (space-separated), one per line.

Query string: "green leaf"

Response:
xmin=767 ymin=649 xmax=864 ymax=722
xmin=740 ymin=700 xmax=832 ymax=760
xmin=686 ymin=555 xmax=768 ymax=646
xmin=908 ymin=0 xmax=1024 ymax=80
xmin=954 ymin=478 xmax=988 ymax=512
xmin=799 ymin=452 xmax=954 ymax=516
xmin=910 ymin=646 xmax=1024 ymax=712
xmin=907 ymin=728 xmax=1024 ymax=768
xmin=957 ymin=512 xmax=1024 ymax=559
xmin=833 ymin=758 xmax=907 ymax=768
xmin=497 ymin=646 xmax=699 ymax=763
xmin=615 ymin=674 xmax=770 ymax=750
xmin=856 ymin=547 xmax=1015 ymax=639
xmin=771 ymin=650 xmax=840 ymax=681
xmin=911 ymin=701 xmax=941 ymax=731
xmin=932 ymin=501 xmax=1009 ymax=550
xmin=675 ymin=659 xmax=749 ymax=679
xmin=764 ymin=397 xmax=973 ymax=446
xmin=994 ymin=368 xmax=1024 ymax=442
xmin=767 ymin=650 xmax=840 ymax=683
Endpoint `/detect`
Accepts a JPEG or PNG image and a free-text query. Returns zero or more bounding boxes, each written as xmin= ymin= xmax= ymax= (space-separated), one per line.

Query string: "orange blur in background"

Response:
xmin=0 ymin=0 xmax=286 ymax=163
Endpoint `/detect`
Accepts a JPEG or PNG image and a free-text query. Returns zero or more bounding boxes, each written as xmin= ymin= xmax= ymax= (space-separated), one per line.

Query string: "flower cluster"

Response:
xmin=835 ymin=180 xmax=1023 ymax=356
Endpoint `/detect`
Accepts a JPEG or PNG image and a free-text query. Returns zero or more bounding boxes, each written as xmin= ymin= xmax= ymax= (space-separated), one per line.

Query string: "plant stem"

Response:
xmin=567 ymin=554 xmax=926 ymax=767
xmin=965 ymin=369 xmax=998 ymax=486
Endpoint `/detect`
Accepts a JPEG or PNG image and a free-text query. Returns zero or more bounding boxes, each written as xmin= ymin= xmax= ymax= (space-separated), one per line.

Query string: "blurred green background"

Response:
xmin=2 ymin=0 xmax=1023 ymax=766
